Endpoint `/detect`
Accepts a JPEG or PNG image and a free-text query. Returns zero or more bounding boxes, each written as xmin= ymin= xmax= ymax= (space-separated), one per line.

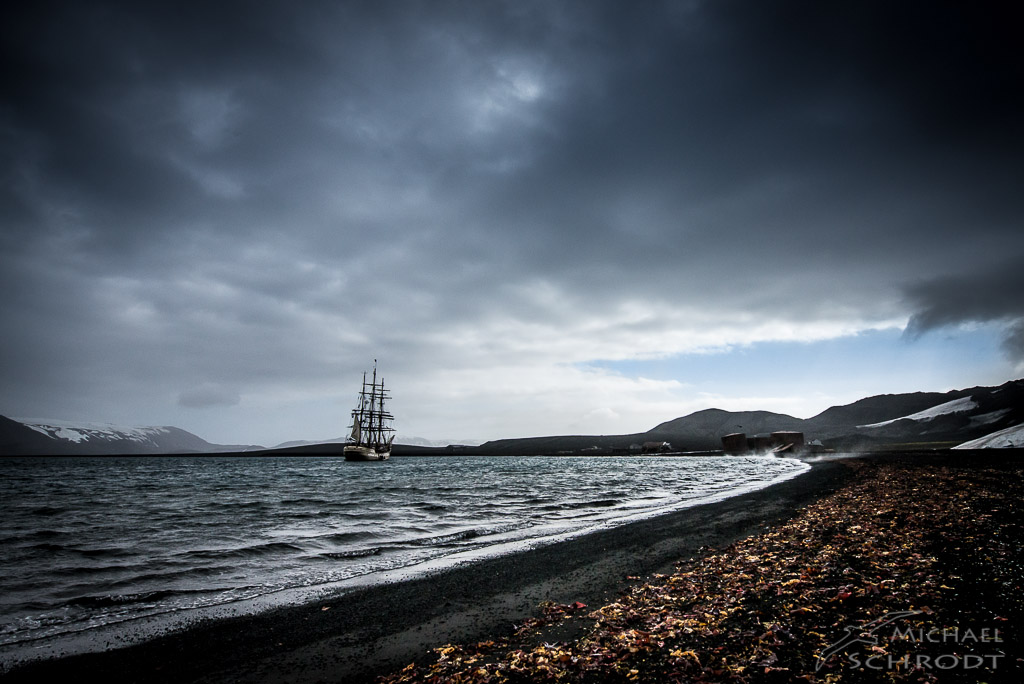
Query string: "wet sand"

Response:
xmin=0 ymin=458 xmax=872 ymax=683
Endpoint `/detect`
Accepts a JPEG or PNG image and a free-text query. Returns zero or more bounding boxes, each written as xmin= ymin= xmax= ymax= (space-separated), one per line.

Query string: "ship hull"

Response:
xmin=343 ymin=445 xmax=391 ymax=461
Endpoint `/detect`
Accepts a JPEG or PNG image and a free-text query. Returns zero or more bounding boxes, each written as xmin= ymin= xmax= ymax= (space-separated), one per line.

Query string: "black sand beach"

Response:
xmin=1 ymin=459 xmax=852 ymax=684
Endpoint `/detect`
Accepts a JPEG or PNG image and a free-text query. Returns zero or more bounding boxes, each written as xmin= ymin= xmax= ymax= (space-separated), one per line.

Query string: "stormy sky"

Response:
xmin=2 ymin=0 xmax=1022 ymax=447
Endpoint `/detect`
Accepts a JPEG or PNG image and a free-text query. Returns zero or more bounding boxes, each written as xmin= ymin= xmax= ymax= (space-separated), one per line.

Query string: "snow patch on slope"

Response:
xmin=17 ymin=419 xmax=172 ymax=444
xmin=953 ymin=423 xmax=1024 ymax=449
xmin=969 ymin=409 xmax=1011 ymax=428
xmin=858 ymin=397 xmax=979 ymax=429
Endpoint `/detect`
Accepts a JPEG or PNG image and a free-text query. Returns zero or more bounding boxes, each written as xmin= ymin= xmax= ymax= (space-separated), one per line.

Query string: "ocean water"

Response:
xmin=0 ymin=454 xmax=808 ymax=660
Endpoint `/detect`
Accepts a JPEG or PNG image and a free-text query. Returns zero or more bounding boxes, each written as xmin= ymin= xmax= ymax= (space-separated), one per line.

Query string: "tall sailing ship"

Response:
xmin=343 ymin=363 xmax=395 ymax=461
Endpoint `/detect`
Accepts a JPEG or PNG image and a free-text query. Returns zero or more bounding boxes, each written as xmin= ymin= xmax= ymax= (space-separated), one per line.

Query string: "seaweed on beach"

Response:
xmin=378 ymin=461 xmax=1023 ymax=683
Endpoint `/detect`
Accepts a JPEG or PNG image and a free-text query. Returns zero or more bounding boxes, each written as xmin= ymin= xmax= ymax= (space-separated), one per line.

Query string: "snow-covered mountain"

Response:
xmin=1 ymin=417 xmax=261 ymax=455
xmin=22 ymin=419 xmax=172 ymax=446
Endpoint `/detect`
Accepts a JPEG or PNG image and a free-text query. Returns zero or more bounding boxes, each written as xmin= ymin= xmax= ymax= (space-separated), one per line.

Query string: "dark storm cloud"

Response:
xmin=1004 ymin=324 xmax=1024 ymax=363
xmin=6 ymin=1 xmax=1021 ymax=270
xmin=903 ymin=261 xmax=1024 ymax=361
xmin=904 ymin=262 xmax=1024 ymax=333
xmin=2 ymin=0 xmax=1023 ymax=439
xmin=463 ymin=0 xmax=1024 ymax=308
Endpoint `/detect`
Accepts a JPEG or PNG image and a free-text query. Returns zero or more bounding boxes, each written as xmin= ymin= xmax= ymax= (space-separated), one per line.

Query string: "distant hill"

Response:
xmin=646 ymin=409 xmax=806 ymax=445
xmin=803 ymin=381 xmax=1024 ymax=448
xmin=799 ymin=391 xmax=961 ymax=430
xmin=480 ymin=379 xmax=1024 ymax=454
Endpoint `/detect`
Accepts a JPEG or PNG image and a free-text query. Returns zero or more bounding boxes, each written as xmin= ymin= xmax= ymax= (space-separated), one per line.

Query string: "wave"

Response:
xmin=406 ymin=529 xmax=480 ymax=546
xmin=31 ymin=529 xmax=63 ymax=539
xmin=413 ymin=502 xmax=449 ymax=512
xmin=26 ymin=542 xmax=65 ymax=552
xmin=176 ymin=540 xmax=305 ymax=562
xmin=29 ymin=506 xmax=65 ymax=516
xmin=404 ymin=521 xmax=532 ymax=548
xmin=58 ymin=581 xmax=265 ymax=610
xmin=278 ymin=497 xmax=334 ymax=507
xmin=283 ymin=510 xmax=335 ymax=520
xmin=538 ymin=497 xmax=621 ymax=511
xmin=67 ymin=589 xmax=193 ymax=609
xmin=76 ymin=546 xmax=136 ymax=559
xmin=321 ymin=547 xmax=385 ymax=560
xmin=315 ymin=530 xmax=387 ymax=546
xmin=199 ymin=500 xmax=271 ymax=513
xmin=0 ymin=529 xmax=63 ymax=546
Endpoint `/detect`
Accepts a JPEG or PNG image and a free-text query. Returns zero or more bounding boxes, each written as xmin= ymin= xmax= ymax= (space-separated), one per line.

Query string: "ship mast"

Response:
xmin=350 ymin=360 xmax=394 ymax=450
xmin=371 ymin=363 xmax=379 ymax=445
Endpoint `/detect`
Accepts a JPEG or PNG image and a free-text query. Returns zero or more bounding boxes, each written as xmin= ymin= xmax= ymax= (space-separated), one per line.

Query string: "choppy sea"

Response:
xmin=0 ymin=454 xmax=808 ymax=663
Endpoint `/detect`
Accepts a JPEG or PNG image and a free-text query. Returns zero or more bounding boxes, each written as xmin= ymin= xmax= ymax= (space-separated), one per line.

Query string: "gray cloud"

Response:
xmin=904 ymin=262 xmax=1024 ymax=333
xmin=2 ymin=0 xmax=1023 ymax=442
xmin=903 ymin=261 xmax=1024 ymax=362
xmin=178 ymin=384 xmax=241 ymax=409
xmin=1003 ymin=322 xmax=1024 ymax=363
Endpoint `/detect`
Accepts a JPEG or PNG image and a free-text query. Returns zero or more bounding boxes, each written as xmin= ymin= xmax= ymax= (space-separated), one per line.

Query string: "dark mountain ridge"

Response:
xmin=481 ymin=379 xmax=1024 ymax=454
xmin=802 ymin=391 xmax=961 ymax=429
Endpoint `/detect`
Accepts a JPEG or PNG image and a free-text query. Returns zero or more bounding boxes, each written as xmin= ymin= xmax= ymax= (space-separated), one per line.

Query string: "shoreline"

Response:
xmin=1 ymin=458 xmax=852 ymax=683
xmin=376 ymin=451 xmax=1023 ymax=683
